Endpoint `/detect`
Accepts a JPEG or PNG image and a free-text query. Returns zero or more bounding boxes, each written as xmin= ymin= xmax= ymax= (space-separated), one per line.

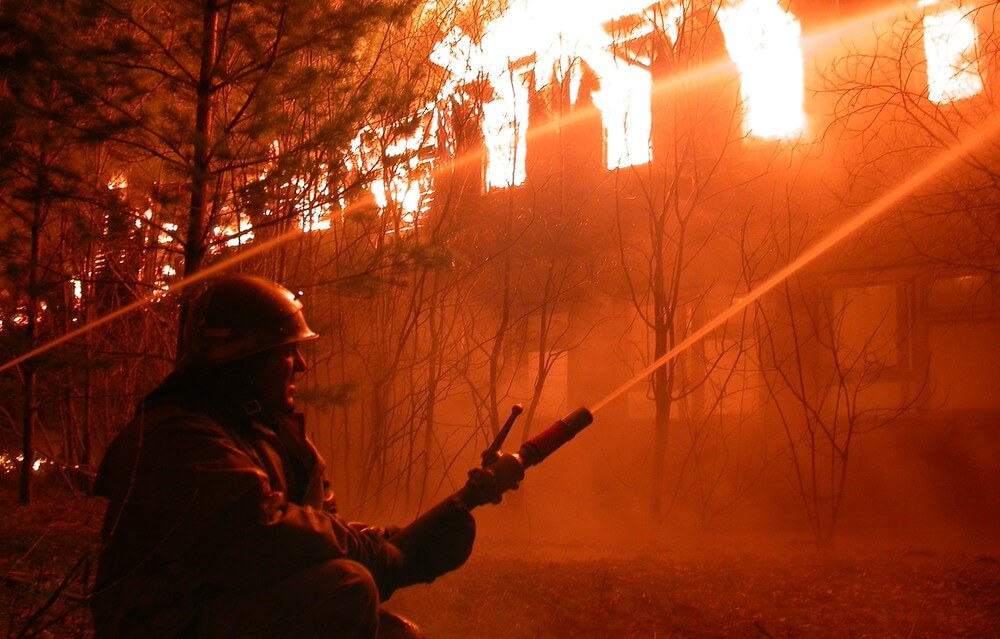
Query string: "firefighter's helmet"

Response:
xmin=178 ymin=274 xmax=318 ymax=369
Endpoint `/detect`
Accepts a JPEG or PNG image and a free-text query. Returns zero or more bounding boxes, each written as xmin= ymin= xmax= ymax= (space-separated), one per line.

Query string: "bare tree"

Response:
xmin=608 ymin=1 xmax=771 ymax=520
xmin=820 ymin=2 xmax=1000 ymax=276
xmin=750 ymin=269 xmax=921 ymax=548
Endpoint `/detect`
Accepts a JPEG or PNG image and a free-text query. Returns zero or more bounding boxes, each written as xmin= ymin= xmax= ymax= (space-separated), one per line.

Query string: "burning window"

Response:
xmin=922 ymin=2 xmax=983 ymax=104
xmin=370 ymin=145 xmax=435 ymax=229
xmin=717 ymin=0 xmax=805 ymax=140
xmin=592 ymin=58 xmax=652 ymax=170
xmin=482 ymin=68 xmax=531 ymax=189
xmin=422 ymin=1 xmax=807 ymax=186
xmin=350 ymin=112 xmax=438 ymax=229
xmin=430 ymin=1 xmax=669 ymax=185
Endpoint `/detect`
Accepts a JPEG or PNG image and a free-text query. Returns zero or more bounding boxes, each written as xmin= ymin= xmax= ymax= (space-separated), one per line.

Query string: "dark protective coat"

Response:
xmin=92 ymin=373 xmax=413 ymax=638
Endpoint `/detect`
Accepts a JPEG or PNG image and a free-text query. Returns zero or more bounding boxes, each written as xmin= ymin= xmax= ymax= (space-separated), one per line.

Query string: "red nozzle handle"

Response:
xmin=517 ymin=407 xmax=593 ymax=468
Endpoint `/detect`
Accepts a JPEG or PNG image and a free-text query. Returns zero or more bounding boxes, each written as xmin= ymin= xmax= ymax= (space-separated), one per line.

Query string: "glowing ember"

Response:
xmin=287 ymin=175 xmax=333 ymax=232
xmin=923 ymin=3 xmax=983 ymax=104
xmin=717 ymin=0 xmax=805 ymax=140
xmin=107 ymin=173 xmax=127 ymax=190
xmin=159 ymin=222 xmax=178 ymax=245
xmin=212 ymin=213 xmax=255 ymax=249
xmin=0 ymin=452 xmax=50 ymax=474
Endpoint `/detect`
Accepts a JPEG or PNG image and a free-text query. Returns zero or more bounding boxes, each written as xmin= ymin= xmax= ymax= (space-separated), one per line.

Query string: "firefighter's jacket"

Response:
xmin=91 ymin=375 xmax=407 ymax=637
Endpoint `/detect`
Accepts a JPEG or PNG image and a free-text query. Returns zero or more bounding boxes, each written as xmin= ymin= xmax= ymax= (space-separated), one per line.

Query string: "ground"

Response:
xmin=2 ymin=483 xmax=998 ymax=638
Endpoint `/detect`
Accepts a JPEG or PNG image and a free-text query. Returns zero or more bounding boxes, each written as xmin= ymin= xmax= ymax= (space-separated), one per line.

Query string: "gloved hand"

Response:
xmin=388 ymin=495 xmax=475 ymax=585
xmin=461 ymin=455 xmax=524 ymax=507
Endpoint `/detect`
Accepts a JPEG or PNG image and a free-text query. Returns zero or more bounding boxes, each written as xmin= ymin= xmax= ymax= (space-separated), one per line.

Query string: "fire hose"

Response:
xmin=389 ymin=406 xmax=593 ymax=555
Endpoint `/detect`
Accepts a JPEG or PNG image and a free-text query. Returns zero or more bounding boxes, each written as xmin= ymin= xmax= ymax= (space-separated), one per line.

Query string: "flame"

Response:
xmin=258 ymin=144 xmax=336 ymax=232
xmin=159 ymin=222 xmax=178 ymax=245
xmin=482 ymin=68 xmax=530 ymax=188
xmin=591 ymin=58 xmax=652 ymax=169
xmin=923 ymin=2 xmax=983 ymax=103
xmin=0 ymin=452 xmax=50 ymax=474
xmin=211 ymin=212 xmax=255 ymax=250
xmin=107 ymin=173 xmax=128 ymax=190
xmin=717 ymin=0 xmax=805 ymax=140
xmin=350 ymin=115 xmax=437 ymax=226
xmin=430 ymin=1 xmax=670 ymax=181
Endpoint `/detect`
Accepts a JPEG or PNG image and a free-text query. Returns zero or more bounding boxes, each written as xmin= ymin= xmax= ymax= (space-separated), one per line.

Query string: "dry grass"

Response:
xmin=390 ymin=551 xmax=1000 ymax=638
xmin=2 ymin=482 xmax=998 ymax=638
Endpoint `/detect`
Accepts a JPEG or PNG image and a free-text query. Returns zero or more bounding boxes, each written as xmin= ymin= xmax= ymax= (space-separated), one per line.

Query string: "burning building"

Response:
xmin=5 ymin=0 xmax=995 ymax=549
xmin=312 ymin=0 xmax=1000 ymax=548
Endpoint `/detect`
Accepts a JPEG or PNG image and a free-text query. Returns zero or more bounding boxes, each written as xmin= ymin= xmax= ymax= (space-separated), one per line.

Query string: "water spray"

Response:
xmin=0 ymin=0 xmax=991 ymax=539
xmin=395 ymin=102 xmax=1000 ymax=549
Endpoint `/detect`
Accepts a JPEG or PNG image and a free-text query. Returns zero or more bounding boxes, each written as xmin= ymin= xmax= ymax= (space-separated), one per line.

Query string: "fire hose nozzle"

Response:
xmin=455 ymin=406 xmax=594 ymax=508
xmin=517 ymin=407 xmax=593 ymax=468
xmin=459 ymin=452 xmax=526 ymax=508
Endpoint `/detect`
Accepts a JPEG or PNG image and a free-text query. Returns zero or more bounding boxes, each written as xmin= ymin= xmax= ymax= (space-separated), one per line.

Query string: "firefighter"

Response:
xmin=92 ymin=274 xmax=474 ymax=638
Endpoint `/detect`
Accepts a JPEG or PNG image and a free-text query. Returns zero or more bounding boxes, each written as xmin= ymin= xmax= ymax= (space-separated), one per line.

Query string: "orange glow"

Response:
xmin=0 ymin=452 xmax=50 ymax=474
xmin=591 ymin=109 xmax=1000 ymax=415
xmin=350 ymin=117 xmax=436 ymax=226
xmin=159 ymin=222 xmax=178 ymax=245
xmin=288 ymin=176 xmax=333 ymax=232
xmin=211 ymin=213 xmax=255 ymax=249
xmin=430 ymin=1 xmax=668 ymax=181
xmin=591 ymin=59 xmax=652 ymax=169
xmin=107 ymin=173 xmax=127 ymax=190
xmin=717 ymin=0 xmax=805 ymax=140
xmin=923 ymin=2 xmax=983 ymax=103
xmin=482 ymin=69 xmax=530 ymax=189
xmin=261 ymin=142 xmax=336 ymax=232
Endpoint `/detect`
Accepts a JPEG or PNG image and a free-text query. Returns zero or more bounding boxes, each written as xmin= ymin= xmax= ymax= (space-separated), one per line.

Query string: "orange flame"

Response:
xmin=717 ymin=0 xmax=805 ymax=140
xmin=923 ymin=1 xmax=983 ymax=103
xmin=430 ymin=1 xmax=670 ymax=182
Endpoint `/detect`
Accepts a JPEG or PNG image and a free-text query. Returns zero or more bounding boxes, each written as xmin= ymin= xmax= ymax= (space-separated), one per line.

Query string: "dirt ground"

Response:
xmin=2 ymin=484 xmax=998 ymax=638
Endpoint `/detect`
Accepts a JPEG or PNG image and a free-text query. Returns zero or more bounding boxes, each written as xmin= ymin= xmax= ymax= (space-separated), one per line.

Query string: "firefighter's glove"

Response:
xmin=464 ymin=466 xmax=507 ymax=505
xmin=389 ymin=496 xmax=475 ymax=585
xmin=461 ymin=453 xmax=525 ymax=508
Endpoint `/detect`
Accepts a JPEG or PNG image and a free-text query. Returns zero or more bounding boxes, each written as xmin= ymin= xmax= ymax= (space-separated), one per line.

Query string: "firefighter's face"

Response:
xmin=256 ymin=343 xmax=306 ymax=413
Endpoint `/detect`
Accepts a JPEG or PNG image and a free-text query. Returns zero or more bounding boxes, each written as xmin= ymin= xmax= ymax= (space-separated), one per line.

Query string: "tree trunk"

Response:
xmin=650 ymin=323 xmax=672 ymax=518
xmin=649 ymin=210 xmax=670 ymax=519
xmin=19 ymin=367 xmax=36 ymax=505
xmin=185 ymin=0 xmax=219 ymax=280
xmin=19 ymin=202 xmax=42 ymax=504
xmin=176 ymin=1 xmax=219 ymax=359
